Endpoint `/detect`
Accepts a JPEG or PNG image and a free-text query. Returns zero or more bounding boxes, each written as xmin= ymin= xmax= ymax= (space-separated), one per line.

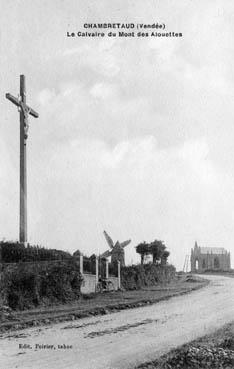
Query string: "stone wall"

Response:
xmin=81 ymin=273 xmax=97 ymax=294
xmin=80 ymin=274 xmax=119 ymax=294
xmin=108 ymin=276 xmax=119 ymax=290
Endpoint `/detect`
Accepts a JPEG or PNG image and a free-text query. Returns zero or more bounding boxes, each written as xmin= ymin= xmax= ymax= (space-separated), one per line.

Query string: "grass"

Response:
xmin=136 ymin=321 xmax=234 ymax=369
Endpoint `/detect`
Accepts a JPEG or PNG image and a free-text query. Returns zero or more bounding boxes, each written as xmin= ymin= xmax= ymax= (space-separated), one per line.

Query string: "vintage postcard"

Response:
xmin=0 ymin=1 xmax=234 ymax=368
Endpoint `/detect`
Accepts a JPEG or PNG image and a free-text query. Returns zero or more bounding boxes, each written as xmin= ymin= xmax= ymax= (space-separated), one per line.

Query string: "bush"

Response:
xmin=1 ymin=260 xmax=83 ymax=310
xmin=121 ymin=263 xmax=176 ymax=290
xmin=109 ymin=261 xmax=118 ymax=277
xmin=83 ymin=255 xmax=96 ymax=274
xmin=0 ymin=241 xmax=72 ymax=263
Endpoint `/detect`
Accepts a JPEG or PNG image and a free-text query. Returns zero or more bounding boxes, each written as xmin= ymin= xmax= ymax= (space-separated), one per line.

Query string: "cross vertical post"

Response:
xmin=20 ymin=75 xmax=27 ymax=245
xmin=6 ymin=75 xmax=39 ymax=246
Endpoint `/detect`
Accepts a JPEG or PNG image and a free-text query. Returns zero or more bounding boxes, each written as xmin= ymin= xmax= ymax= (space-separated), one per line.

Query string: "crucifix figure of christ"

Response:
xmin=6 ymin=75 xmax=39 ymax=245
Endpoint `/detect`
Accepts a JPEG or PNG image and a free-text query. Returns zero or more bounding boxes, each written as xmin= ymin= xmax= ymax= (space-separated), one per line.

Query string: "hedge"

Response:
xmin=121 ymin=263 xmax=176 ymax=290
xmin=0 ymin=260 xmax=83 ymax=310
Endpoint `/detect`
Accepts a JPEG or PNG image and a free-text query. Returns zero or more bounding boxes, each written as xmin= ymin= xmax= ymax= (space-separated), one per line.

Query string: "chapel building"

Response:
xmin=191 ymin=241 xmax=231 ymax=272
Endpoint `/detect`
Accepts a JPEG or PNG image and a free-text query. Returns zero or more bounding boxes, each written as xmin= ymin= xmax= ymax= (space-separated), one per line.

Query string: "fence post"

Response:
xmin=117 ymin=261 xmax=121 ymax=289
xmin=95 ymin=256 xmax=99 ymax=283
xmin=80 ymin=254 xmax=83 ymax=275
xmin=106 ymin=259 xmax=109 ymax=279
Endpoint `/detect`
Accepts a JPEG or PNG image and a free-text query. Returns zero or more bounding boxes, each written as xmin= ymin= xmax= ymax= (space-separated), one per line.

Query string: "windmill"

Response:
xmin=101 ymin=230 xmax=131 ymax=266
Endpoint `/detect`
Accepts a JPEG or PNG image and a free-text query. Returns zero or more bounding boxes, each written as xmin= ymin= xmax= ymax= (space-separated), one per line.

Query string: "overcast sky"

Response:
xmin=1 ymin=0 xmax=234 ymax=269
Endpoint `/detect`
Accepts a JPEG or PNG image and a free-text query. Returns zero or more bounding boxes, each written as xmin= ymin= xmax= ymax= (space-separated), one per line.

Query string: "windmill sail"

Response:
xmin=100 ymin=250 xmax=112 ymax=258
xmin=120 ymin=240 xmax=131 ymax=248
xmin=103 ymin=230 xmax=114 ymax=248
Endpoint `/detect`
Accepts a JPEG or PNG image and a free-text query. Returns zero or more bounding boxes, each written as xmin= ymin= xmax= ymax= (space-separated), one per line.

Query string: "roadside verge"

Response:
xmin=0 ymin=275 xmax=208 ymax=334
xmin=136 ymin=320 xmax=234 ymax=369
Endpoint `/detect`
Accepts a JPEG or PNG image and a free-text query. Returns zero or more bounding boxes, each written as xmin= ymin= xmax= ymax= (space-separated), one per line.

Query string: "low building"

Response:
xmin=191 ymin=241 xmax=231 ymax=272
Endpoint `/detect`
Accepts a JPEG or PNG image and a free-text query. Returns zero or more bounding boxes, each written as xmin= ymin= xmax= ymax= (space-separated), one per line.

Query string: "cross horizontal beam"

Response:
xmin=5 ymin=93 xmax=39 ymax=118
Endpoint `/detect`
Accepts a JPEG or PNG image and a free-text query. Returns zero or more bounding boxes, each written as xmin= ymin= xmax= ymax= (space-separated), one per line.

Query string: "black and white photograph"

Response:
xmin=0 ymin=1 xmax=234 ymax=368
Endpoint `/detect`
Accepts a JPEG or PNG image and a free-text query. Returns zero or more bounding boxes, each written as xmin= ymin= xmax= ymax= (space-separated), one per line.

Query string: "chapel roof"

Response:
xmin=200 ymin=247 xmax=227 ymax=254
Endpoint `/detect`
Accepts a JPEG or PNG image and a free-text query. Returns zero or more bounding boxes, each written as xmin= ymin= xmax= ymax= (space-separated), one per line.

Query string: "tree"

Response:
xmin=161 ymin=250 xmax=170 ymax=265
xmin=136 ymin=242 xmax=149 ymax=264
xmin=149 ymin=240 xmax=166 ymax=264
xmin=136 ymin=239 xmax=170 ymax=265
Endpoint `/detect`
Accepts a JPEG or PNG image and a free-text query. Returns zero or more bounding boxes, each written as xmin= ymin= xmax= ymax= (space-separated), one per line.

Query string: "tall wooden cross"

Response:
xmin=6 ymin=75 xmax=39 ymax=245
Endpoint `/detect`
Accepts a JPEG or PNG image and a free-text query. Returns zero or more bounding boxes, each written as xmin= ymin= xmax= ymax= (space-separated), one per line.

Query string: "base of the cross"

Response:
xmin=20 ymin=241 xmax=27 ymax=247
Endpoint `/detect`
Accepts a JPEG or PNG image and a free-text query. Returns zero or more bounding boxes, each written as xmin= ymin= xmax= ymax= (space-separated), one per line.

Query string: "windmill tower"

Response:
xmin=101 ymin=231 xmax=131 ymax=266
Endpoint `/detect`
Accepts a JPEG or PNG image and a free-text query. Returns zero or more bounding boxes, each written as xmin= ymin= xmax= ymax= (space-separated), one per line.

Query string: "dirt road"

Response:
xmin=0 ymin=275 xmax=234 ymax=369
